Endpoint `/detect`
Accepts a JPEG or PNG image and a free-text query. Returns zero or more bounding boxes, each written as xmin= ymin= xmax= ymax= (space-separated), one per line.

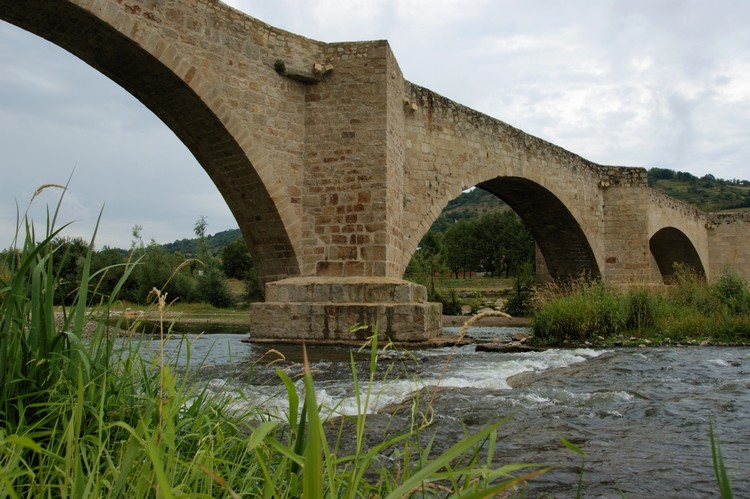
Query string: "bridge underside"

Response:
xmin=478 ymin=178 xmax=600 ymax=280
xmin=0 ymin=0 xmax=301 ymax=283
xmin=650 ymin=227 xmax=706 ymax=282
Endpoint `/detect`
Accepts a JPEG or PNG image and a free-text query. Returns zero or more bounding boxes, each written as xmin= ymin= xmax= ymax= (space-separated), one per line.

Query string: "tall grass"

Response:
xmin=0 ymin=190 xmax=543 ymax=496
xmin=531 ymin=268 xmax=750 ymax=345
xmin=531 ymin=277 xmax=628 ymax=344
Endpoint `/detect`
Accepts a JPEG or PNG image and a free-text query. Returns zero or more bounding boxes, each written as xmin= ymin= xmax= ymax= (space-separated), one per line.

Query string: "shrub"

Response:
xmin=431 ymin=288 xmax=461 ymax=315
xmin=531 ymin=279 xmax=627 ymax=344
xmin=244 ymin=265 xmax=265 ymax=302
xmin=626 ymin=288 xmax=659 ymax=333
xmin=196 ymin=265 xmax=236 ymax=308
xmin=713 ymin=268 xmax=750 ymax=315
xmin=504 ymin=260 xmax=535 ymax=316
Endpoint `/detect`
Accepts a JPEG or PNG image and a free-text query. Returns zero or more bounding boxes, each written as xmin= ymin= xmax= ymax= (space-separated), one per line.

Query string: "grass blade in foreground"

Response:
xmin=710 ymin=419 xmax=734 ymax=499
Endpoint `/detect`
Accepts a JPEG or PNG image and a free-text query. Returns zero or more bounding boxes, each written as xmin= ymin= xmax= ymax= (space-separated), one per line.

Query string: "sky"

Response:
xmin=1 ymin=0 xmax=750 ymax=249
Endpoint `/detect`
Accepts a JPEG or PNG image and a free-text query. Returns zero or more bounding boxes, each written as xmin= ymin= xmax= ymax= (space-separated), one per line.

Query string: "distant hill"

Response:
xmin=647 ymin=168 xmax=750 ymax=212
xmin=160 ymin=167 xmax=749 ymax=252
xmin=430 ymin=188 xmax=507 ymax=232
xmin=162 ymin=228 xmax=242 ymax=255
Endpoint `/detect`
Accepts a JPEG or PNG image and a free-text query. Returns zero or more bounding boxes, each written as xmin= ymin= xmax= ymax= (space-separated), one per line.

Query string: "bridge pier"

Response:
xmin=250 ymin=277 xmax=442 ymax=342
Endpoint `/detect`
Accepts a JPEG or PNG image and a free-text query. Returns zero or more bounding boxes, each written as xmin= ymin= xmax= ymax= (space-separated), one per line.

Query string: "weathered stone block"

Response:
xmin=252 ymin=277 xmax=441 ymax=341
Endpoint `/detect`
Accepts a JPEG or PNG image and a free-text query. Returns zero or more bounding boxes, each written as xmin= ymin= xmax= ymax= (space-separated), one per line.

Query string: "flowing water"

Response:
xmin=138 ymin=325 xmax=749 ymax=497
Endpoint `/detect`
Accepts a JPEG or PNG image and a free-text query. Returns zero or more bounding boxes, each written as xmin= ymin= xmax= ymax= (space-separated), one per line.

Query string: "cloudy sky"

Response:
xmin=1 ymin=0 xmax=749 ymax=249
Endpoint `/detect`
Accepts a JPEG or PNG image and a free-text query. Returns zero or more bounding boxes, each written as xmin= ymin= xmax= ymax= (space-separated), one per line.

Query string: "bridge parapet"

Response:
xmin=648 ymin=189 xmax=709 ymax=222
xmin=596 ymin=166 xmax=649 ymax=188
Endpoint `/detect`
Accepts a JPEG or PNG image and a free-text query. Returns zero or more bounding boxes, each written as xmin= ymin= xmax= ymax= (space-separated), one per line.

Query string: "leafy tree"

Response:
xmin=193 ymin=216 xmax=235 ymax=308
xmin=122 ymin=241 xmax=196 ymax=304
xmin=222 ymin=237 xmax=253 ymax=280
xmin=52 ymin=236 xmax=89 ymax=305
xmin=90 ymin=246 xmax=126 ymax=300
xmin=443 ymin=220 xmax=479 ymax=278
xmin=196 ymin=266 xmax=235 ymax=308
xmin=504 ymin=260 xmax=535 ymax=316
xmin=412 ymin=231 xmax=446 ymax=297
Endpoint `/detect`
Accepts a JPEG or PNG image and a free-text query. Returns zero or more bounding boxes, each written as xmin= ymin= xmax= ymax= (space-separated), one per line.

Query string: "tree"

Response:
xmin=443 ymin=220 xmax=479 ymax=278
xmin=222 ymin=238 xmax=253 ymax=280
xmin=413 ymin=231 xmax=445 ymax=296
xmin=193 ymin=216 xmax=235 ymax=308
xmin=90 ymin=247 xmax=126 ymax=300
xmin=122 ymin=241 xmax=196 ymax=304
xmin=52 ymin=237 xmax=89 ymax=305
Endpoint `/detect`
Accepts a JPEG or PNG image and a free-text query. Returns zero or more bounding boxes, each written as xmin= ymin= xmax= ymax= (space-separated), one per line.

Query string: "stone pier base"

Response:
xmin=249 ymin=277 xmax=442 ymax=342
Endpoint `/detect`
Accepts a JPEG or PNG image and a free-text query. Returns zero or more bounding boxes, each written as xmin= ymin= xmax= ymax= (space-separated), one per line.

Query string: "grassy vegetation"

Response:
xmin=0 ymin=195 xmax=543 ymax=497
xmin=648 ymin=168 xmax=750 ymax=212
xmin=530 ymin=266 xmax=750 ymax=346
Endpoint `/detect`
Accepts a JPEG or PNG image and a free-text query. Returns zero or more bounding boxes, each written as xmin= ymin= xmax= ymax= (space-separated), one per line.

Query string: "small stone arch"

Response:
xmin=476 ymin=177 xmax=600 ymax=280
xmin=649 ymin=227 xmax=705 ymax=283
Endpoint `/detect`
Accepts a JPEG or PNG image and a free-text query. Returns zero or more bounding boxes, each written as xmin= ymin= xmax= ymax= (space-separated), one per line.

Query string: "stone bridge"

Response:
xmin=4 ymin=0 xmax=749 ymax=341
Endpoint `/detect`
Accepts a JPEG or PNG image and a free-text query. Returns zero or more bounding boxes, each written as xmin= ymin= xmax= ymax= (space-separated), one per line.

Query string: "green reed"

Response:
xmin=531 ymin=267 xmax=750 ymax=345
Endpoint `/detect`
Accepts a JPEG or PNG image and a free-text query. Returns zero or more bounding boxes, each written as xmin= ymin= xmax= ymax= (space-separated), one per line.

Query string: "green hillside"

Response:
xmin=162 ymin=228 xmax=242 ymax=256
xmin=648 ymin=168 xmax=750 ymax=212
xmin=430 ymin=189 xmax=507 ymax=232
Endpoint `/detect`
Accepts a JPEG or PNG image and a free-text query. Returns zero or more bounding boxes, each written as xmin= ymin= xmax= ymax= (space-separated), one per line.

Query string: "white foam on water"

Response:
xmin=201 ymin=346 xmax=610 ymax=419
xmin=419 ymin=348 xmax=608 ymax=391
xmin=708 ymin=358 xmax=731 ymax=367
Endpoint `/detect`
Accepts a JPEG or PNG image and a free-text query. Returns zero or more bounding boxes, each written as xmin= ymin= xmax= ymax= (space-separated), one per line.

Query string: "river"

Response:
xmin=138 ymin=325 xmax=749 ymax=497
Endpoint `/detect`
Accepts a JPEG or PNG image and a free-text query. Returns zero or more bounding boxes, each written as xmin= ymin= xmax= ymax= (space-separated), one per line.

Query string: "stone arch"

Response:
xmin=649 ymin=227 xmax=705 ymax=282
xmin=402 ymin=175 xmax=600 ymax=281
xmin=477 ymin=177 xmax=600 ymax=280
xmin=0 ymin=1 xmax=302 ymax=283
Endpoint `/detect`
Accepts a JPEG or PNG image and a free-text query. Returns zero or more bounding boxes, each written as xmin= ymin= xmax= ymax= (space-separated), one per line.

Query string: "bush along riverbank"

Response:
xmin=530 ymin=266 xmax=750 ymax=347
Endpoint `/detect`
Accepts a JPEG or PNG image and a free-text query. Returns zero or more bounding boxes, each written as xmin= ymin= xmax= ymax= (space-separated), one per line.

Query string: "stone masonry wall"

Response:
xmin=401 ymin=83 xmax=608 ymax=279
xmin=300 ymin=40 xmax=401 ymax=278
xmin=707 ymin=212 xmax=750 ymax=281
xmin=600 ymin=179 xmax=653 ymax=284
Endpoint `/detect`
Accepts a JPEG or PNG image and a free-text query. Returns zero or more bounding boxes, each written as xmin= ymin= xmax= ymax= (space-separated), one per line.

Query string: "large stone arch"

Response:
xmin=401 ymin=84 xmax=608 ymax=280
xmin=649 ymin=226 xmax=706 ymax=282
xmin=400 ymin=176 xmax=600 ymax=281
xmin=0 ymin=0 xmax=305 ymax=283
xmin=477 ymin=177 xmax=600 ymax=279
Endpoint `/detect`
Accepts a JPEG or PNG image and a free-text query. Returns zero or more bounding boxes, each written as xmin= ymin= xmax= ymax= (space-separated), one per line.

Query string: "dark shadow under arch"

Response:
xmin=649 ymin=227 xmax=705 ymax=283
xmin=0 ymin=1 xmax=300 ymax=283
xmin=477 ymin=177 xmax=600 ymax=280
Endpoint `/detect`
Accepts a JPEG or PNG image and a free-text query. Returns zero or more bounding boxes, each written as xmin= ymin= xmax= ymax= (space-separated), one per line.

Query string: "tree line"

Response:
xmin=406 ymin=209 xmax=535 ymax=283
xmin=0 ymin=218 xmax=262 ymax=309
xmin=1 ymin=208 xmax=535 ymax=310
